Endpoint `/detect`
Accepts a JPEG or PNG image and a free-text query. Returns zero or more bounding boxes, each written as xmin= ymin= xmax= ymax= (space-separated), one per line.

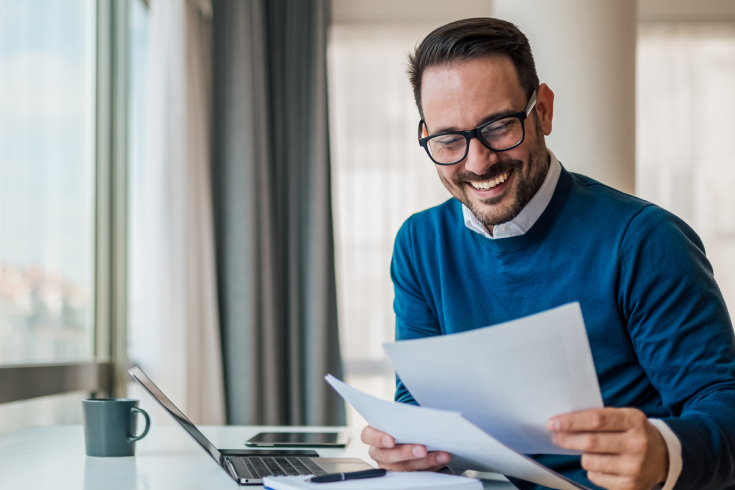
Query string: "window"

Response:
xmin=0 ymin=0 xmax=96 ymax=366
xmin=0 ymin=391 xmax=88 ymax=434
xmin=0 ymin=0 xmax=128 ymax=434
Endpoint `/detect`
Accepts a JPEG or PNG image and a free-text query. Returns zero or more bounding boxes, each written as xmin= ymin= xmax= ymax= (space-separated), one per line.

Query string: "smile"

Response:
xmin=468 ymin=170 xmax=512 ymax=190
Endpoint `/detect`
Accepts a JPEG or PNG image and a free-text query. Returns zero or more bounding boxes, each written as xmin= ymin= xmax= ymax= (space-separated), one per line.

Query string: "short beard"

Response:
xmin=441 ymin=133 xmax=550 ymax=228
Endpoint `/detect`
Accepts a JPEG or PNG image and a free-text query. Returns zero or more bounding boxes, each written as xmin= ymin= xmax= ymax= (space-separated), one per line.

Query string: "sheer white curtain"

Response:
xmin=328 ymin=25 xmax=451 ymax=427
xmin=128 ymin=0 xmax=224 ymax=425
xmin=637 ymin=23 xmax=735 ymax=315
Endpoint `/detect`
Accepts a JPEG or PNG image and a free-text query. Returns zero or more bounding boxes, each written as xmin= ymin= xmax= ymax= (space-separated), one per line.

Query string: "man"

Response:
xmin=360 ymin=18 xmax=735 ymax=490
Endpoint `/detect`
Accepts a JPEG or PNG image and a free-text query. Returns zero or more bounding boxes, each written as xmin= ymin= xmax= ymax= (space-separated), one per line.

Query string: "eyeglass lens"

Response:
xmin=426 ymin=116 xmax=524 ymax=164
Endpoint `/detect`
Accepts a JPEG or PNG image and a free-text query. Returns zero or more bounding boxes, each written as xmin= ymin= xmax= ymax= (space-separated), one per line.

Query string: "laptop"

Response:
xmin=129 ymin=366 xmax=373 ymax=485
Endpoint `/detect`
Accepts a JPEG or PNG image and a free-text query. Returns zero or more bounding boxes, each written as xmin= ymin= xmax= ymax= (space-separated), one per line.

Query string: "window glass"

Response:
xmin=0 ymin=391 xmax=86 ymax=434
xmin=0 ymin=0 xmax=96 ymax=365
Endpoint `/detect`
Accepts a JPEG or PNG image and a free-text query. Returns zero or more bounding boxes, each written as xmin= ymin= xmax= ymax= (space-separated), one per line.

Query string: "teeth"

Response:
xmin=470 ymin=172 xmax=510 ymax=190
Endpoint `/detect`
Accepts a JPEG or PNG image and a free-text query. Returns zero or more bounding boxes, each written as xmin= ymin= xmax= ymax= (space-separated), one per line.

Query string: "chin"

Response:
xmin=475 ymin=208 xmax=516 ymax=227
xmin=468 ymin=193 xmax=520 ymax=227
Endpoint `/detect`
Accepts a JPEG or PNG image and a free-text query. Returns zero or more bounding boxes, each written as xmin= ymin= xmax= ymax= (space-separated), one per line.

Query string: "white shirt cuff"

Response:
xmin=648 ymin=419 xmax=682 ymax=490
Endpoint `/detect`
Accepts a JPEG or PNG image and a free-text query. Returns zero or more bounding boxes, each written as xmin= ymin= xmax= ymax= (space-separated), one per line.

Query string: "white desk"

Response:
xmin=0 ymin=425 xmax=515 ymax=489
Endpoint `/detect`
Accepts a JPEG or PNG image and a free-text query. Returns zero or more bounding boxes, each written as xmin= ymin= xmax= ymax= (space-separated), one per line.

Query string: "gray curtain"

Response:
xmin=211 ymin=0 xmax=345 ymax=426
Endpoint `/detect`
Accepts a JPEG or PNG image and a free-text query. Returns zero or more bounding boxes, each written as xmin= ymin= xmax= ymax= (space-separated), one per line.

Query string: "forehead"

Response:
xmin=421 ymin=55 xmax=525 ymax=132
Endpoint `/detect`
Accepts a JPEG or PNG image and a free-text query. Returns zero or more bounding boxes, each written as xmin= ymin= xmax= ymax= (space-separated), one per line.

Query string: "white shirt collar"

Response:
xmin=462 ymin=149 xmax=561 ymax=240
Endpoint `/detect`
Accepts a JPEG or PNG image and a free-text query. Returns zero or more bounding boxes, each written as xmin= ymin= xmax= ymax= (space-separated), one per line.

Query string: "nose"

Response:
xmin=463 ymin=137 xmax=498 ymax=176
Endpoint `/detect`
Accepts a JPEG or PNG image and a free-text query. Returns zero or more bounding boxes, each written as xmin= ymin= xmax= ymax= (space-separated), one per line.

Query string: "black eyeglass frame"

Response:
xmin=417 ymin=89 xmax=538 ymax=166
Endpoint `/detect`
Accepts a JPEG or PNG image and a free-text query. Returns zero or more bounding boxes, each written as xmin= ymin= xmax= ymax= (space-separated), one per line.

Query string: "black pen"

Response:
xmin=309 ymin=468 xmax=388 ymax=483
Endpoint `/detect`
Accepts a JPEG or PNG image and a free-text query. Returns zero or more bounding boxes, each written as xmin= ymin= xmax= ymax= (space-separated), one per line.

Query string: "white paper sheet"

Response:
xmin=383 ymin=302 xmax=603 ymax=455
xmin=326 ymin=375 xmax=588 ymax=490
xmin=263 ymin=471 xmax=482 ymax=490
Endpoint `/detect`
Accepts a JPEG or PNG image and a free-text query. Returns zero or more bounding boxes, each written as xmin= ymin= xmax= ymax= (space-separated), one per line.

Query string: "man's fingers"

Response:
xmin=587 ymin=471 xmax=642 ymax=490
xmin=552 ymin=431 xmax=628 ymax=454
xmin=396 ymin=451 xmax=450 ymax=472
xmin=375 ymin=451 xmax=451 ymax=472
xmin=581 ymin=453 xmax=645 ymax=477
xmin=369 ymin=444 xmax=428 ymax=464
xmin=547 ymin=408 xmax=627 ymax=432
xmin=582 ymin=453 xmax=619 ymax=475
xmin=363 ymin=424 xmax=451 ymax=473
xmin=361 ymin=425 xmax=395 ymax=448
xmin=547 ymin=408 xmax=646 ymax=433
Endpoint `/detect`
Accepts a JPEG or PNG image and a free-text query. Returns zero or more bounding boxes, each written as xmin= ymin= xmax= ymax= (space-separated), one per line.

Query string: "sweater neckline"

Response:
xmin=463 ymin=164 xmax=574 ymax=254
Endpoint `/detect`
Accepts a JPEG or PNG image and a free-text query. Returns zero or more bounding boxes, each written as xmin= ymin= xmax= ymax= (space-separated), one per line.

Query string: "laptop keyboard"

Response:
xmin=239 ymin=456 xmax=327 ymax=478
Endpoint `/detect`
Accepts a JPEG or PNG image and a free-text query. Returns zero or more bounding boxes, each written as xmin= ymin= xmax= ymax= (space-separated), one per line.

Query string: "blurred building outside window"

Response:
xmin=0 ymin=0 xmax=96 ymax=433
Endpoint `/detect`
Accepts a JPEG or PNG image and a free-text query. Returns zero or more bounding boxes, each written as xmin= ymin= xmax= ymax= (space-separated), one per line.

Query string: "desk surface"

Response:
xmin=0 ymin=425 xmax=515 ymax=489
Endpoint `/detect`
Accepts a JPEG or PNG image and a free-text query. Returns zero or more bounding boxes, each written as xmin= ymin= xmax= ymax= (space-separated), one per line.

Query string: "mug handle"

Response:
xmin=128 ymin=407 xmax=151 ymax=443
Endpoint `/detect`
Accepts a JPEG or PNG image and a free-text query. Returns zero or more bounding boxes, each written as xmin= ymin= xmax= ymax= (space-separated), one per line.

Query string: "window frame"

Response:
xmin=0 ymin=0 xmax=130 ymax=403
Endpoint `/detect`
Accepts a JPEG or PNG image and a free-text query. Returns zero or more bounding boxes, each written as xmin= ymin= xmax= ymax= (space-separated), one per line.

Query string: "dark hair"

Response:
xmin=408 ymin=18 xmax=540 ymax=118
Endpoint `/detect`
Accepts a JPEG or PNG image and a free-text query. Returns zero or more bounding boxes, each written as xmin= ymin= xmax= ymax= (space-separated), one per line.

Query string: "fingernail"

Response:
xmin=551 ymin=434 xmax=558 ymax=444
xmin=546 ymin=419 xmax=560 ymax=431
xmin=413 ymin=446 xmax=426 ymax=458
xmin=437 ymin=453 xmax=450 ymax=464
xmin=382 ymin=437 xmax=393 ymax=448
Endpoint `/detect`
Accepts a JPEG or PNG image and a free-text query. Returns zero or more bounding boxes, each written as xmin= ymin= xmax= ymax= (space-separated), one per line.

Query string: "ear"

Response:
xmin=534 ymin=83 xmax=554 ymax=136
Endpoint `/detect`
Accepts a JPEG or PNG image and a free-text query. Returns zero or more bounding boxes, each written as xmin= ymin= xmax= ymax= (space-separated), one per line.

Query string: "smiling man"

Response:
xmin=360 ymin=18 xmax=735 ymax=490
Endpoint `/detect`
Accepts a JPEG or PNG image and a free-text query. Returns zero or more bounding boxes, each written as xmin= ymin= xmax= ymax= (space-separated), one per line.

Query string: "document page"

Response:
xmin=263 ymin=471 xmax=482 ymax=490
xmin=383 ymin=303 xmax=603 ymax=455
xmin=325 ymin=375 xmax=588 ymax=490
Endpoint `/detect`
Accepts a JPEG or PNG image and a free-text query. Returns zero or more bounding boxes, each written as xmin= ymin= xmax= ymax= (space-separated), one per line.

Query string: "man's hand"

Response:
xmin=361 ymin=425 xmax=450 ymax=472
xmin=547 ymin=408 xmax=669 ymax=490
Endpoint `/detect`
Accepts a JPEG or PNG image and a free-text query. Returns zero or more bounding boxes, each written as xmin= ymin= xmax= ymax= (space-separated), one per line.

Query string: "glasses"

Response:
xmin=418 ymin=90 xmax=538 ymax=165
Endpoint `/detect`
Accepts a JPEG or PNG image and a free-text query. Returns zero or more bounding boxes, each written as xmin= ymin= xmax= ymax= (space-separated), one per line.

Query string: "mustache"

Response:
xmin=453 ymin=159 xmax=524 ymax=183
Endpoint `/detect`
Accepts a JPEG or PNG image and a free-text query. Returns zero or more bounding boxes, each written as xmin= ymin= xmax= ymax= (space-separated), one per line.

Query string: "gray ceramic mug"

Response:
xmin=83 ymin=399 xmax=150 ymax=457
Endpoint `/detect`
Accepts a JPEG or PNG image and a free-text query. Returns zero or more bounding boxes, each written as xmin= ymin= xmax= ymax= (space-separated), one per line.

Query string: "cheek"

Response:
xmin=436 ymin=166 xmax=460 ymax=186
xmin=505 ymin=148 xmax=529 ymax=166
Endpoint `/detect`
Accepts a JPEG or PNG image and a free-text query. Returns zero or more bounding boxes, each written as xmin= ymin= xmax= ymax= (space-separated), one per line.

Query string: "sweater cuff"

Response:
xmin=648 ymin=419 xmax=682 ymax=490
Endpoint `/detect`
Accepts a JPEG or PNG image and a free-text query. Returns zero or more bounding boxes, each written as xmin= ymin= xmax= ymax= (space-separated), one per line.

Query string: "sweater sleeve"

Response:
xmin=391 ymin=218 xmax=442 ymax=405
xmin=619 ymin=205 xmax=735 ymax=490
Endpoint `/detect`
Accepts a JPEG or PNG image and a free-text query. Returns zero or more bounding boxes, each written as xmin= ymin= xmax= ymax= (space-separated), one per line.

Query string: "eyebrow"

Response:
xmin=428 ymin=107 xmax=518 ymax=135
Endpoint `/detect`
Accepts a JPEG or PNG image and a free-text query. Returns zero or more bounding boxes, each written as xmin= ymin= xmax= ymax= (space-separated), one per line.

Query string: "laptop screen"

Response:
xmin=129 ymin=366 xmax=224 ymax=465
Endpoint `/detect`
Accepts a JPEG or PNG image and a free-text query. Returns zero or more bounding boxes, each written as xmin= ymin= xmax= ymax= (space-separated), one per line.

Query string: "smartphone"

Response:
xmin=245 ymin=431 xmax=351 ymax=448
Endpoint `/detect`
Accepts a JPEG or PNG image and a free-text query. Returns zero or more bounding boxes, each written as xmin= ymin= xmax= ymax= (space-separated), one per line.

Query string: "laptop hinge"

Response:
xmin=223 ymin=457 xmax=238 ymax=481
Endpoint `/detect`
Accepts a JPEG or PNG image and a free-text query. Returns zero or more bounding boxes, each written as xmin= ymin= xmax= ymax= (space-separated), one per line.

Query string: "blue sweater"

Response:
xmin=391 ymin=166 xmax=735 ymax=490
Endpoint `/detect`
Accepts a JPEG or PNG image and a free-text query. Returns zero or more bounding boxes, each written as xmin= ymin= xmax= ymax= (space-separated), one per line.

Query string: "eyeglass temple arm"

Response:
xmin=525 ymin=89 xmax=538 ymax=116
xmin=418 ymin=119 xmax=428 ymax=141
